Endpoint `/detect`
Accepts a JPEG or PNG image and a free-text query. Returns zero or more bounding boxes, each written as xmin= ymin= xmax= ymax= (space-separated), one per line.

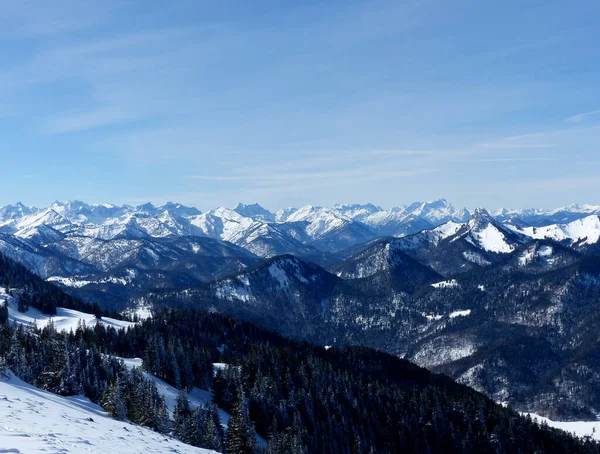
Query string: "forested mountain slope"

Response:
xmin=3 ymin=306 xmax=598 ymax=453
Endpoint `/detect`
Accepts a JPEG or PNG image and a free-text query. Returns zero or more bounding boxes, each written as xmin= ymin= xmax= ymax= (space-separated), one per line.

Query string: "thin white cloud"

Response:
xmin=477 ymin=132 xmax=555 ymax=149
xmin=44 ymin=107 xmax=137 ymax=133
xmin=565 ymin=110 xmax=600 ymax=123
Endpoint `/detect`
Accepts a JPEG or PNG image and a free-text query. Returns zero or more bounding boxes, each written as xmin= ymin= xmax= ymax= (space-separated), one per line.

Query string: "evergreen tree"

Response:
xmin=202 ymin=404 xmax=225 ymax=452
xmin=154 ymin=396 xmax=170 ymax=434
xmin=173 ymin=388 xmax=192 ymax=442
xmin=102 ymin=377 xmax=127 ymax=420
xmin=226 ymin=385 xmax=257 ymax=454
xmin=0 ymin=301 xmax=8 ymax=325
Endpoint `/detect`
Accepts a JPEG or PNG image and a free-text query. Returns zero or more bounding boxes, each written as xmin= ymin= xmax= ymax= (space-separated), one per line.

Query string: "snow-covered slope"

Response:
xmin=0 ymin=370 xmax=218 ymax=454
xmin=3 ymin=288 xmax=134 ymax=331
xmin=121 ymin=358 xmax=225 ymax=420
xmin=509 ymin=215 xmax=600 ymax=248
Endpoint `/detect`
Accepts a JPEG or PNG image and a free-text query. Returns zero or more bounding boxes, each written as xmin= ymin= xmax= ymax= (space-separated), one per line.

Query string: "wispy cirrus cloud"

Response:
xmin=565 ymin=110 xmax=600 ymax=123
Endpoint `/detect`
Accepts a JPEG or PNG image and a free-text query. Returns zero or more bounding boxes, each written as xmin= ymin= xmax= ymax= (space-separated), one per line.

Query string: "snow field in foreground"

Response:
xmin=0 ymin=370 xmax=218 ymax=453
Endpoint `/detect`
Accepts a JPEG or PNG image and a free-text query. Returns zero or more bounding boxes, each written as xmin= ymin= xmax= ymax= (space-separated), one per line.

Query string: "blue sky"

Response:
xmin=0 ymin=0 xmax=599 ymax=211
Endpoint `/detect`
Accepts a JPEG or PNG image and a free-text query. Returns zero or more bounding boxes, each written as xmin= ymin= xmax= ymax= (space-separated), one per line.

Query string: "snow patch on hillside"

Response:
xmin=449 ymin=309 xmax=471 ymax=318
xmin=432 ymin=279 xmax=460 ymax=289
xmin=48 ymin=275 xmax=132 ymax=288
xmin=422 ymin=313 xmax=443 ymax=321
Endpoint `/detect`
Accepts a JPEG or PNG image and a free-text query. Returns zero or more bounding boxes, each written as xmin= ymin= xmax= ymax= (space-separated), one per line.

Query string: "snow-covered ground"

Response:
xmin=0 ymin=370 xmax=218 ymax=453
xmin=524 ymin=413 xmax=600 ymax=441
xmin=2 ymin=288 xmax=134 ymax=332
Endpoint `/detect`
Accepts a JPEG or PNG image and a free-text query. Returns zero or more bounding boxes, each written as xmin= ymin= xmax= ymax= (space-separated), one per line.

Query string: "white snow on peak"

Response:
xmin=286 ymin=205 xmax=350 ymax=238
xmin=411 ymin=199 xmax=470 ymax=223
xmin=422 ymin=313 xmax=443 ymax=321
xmin=274 ymin=207 xmax=298 ymax=222
xmin=190 ymin=207 xmax=255 ymax=243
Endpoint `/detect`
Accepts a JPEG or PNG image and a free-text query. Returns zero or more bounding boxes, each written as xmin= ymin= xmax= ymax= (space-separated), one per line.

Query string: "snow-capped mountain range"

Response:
xmin=2 ymin=198 xmax=598 ymax=248
xmin=0 ymin=199 xmax=600 ymax=309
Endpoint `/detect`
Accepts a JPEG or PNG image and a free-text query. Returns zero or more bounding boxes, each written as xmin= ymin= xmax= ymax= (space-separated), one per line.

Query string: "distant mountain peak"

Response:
xmin=468 ymin=207 xmax=510 ymax=235
xmin=233 ymin=202 xmax=274 ymax=221
xmin=471 ymin=207 xmax=493 ymax=221
xmin=159 ymin=202 xmax=201 ymax=217
xmin=137 ymin=202 xmax=156 ymax=211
